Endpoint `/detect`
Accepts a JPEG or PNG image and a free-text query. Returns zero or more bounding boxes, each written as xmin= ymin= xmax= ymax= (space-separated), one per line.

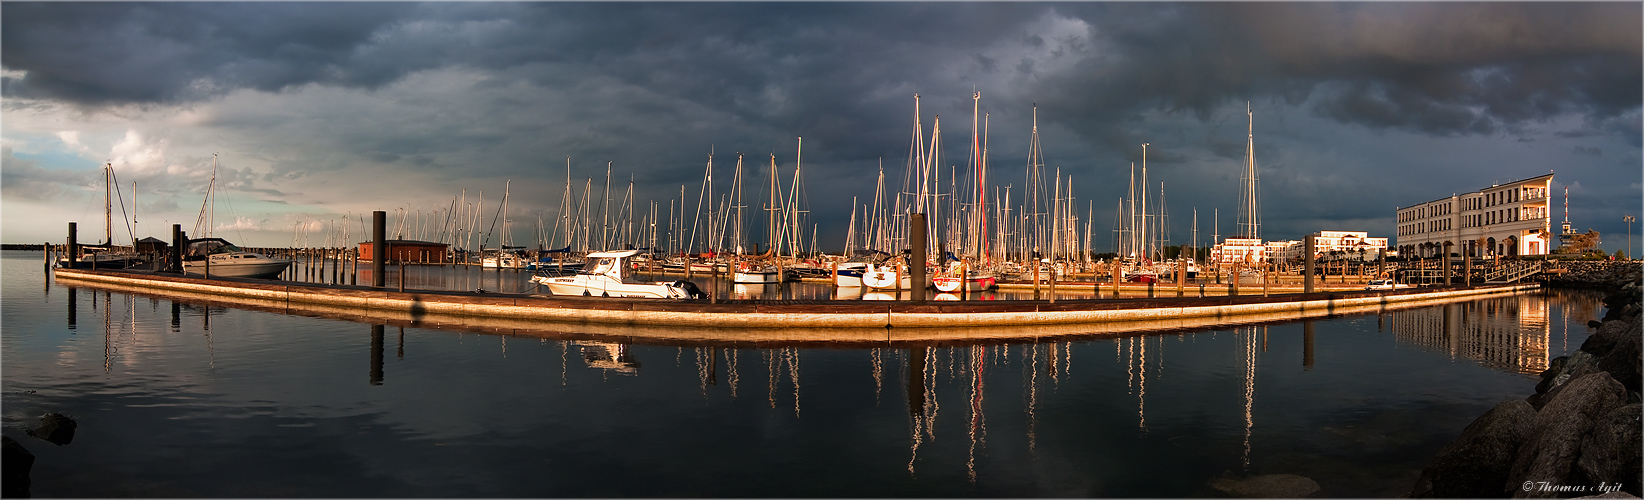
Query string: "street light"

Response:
xmin=1626 ymin=215 xmax=1636 ymax=260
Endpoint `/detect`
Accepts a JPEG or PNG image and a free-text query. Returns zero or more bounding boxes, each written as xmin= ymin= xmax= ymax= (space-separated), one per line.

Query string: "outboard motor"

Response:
xmin=673 ymin=280 xmax=707 ymax=300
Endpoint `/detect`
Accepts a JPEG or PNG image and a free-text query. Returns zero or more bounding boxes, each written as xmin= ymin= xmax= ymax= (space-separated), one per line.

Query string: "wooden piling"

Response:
xmin=373 ymin=211 xmax=386 ymax=288
xmin=1463 ymin=254 xmax=1472 ymax=286
xmin=1110 ymin=262 xmax=1121 ymax=298
xmin=1304 ymin=235 xmax=1316 ymax=293
xmin=1032 ymin=263 xmax=1041 ymax=298
xmin=1048 ymin=262 xmax=1057 ymax=303
xmin=909 ymin=213 xmax=926 ymax=303
xmin=67 ymin=222 xmax=79 ymax=268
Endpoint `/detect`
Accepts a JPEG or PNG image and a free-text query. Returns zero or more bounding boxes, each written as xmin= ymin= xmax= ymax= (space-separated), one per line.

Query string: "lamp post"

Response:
xmin=1626 ymin=215 xmax=1636 ymax=260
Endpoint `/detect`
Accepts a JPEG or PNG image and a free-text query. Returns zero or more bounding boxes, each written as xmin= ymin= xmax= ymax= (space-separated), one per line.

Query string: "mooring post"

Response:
xmin=399 ymin=261 xmax=406 ymax=292
xmin=910 ymin=213 xmax=926 ymax=302
xmin=710 ymin=263 xmax=718 ymax=304
xmin=1177 ymin=248 xmax=1187 ymax=298
xmin=1263 ymin=263 xmax=1270 ymax=297
xmin=1147 ymin=280 xmax=1154 ymax=298
xmin=1094 ymin=263 xmax=1102 ymax=296
xmin=1048 ymin=261 xmax=1057 ymax=303
xmin=373 ymin=211 xmax=387 ymax=288
xmin=1304 ymin=235 xmax=1316 ymax=293
xmin=172 ymin=224 xmax=183 ymax=272
xmin=1229 ymin=262 xmax=1239 ymax=296
xmin=1443 ymin=241 xmax=1454 ymax=285
xmin=1377 ymin=247 xmax=1387 ymax=281
xmin=1111 ymin=261 xmax=1122 ymax=298
xmin=1462 ymin=252 xmax=1472 ymax=286
xmin=67 ymin=222 xmax=79 ymax=268
xmin=1032 ymin=260 xmax=1041 ymax=298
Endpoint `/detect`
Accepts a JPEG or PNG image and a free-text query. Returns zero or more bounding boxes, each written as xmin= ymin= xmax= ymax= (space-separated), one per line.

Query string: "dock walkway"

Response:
xmin=53 ymin=267 xmax=1537 ymax=343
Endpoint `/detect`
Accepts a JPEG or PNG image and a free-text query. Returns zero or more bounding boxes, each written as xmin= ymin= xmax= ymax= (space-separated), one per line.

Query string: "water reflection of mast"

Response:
xmin=725 ymin=348 xmax=740 ymax=399
xmin=103 ymin=291 xmax=113 ymax=372
xmin=1241 ymin=326 xmax=1260 ymax=471
xmin=966 ymin=345 xmax=987 ymax=483
xmin=906 ymin=346 xmax=939 ymax=475
xmin=871 ymin=348 xmax=884 ymax=405
xmin=1024 ymin=343 xmax=1040 ymax=456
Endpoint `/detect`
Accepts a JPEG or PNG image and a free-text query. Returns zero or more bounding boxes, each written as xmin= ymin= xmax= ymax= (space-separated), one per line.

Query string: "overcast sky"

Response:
xmin=4 ymin=2 xmax=1639 ymax=254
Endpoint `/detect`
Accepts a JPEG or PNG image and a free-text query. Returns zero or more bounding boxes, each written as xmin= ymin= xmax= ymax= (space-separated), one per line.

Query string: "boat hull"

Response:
xmin=732 ymin=271 xmax=780 ymax=284
xmin=933 ymin=275 xmax=997 ymax=293
xmin=530 ymin=274 xmax=700 ymax=299
xmin=861 ymin=268 xmax=914 ymax=290
xmin=183 ymin=258 xmax=292 ymax=279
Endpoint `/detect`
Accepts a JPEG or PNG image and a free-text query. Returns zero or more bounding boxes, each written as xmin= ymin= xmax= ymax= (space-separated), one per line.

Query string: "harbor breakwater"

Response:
xmin=1410 ymin=264 xmax=1642 ymax=498
xmin=51 ymin=267 xmax=1536 ymax=345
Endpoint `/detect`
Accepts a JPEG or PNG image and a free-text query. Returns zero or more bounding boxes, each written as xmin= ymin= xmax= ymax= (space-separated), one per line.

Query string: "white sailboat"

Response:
xmin=733 ymin=152 xmax=783 ymax=284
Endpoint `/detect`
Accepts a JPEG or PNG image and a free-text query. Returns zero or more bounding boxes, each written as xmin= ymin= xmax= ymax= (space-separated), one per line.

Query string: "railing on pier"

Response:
xmin=1483 ymin=260 xmax=1544 ymax=284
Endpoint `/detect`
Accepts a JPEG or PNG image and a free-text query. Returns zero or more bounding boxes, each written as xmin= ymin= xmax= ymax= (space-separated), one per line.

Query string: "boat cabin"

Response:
xmin=581 ymin=249 xmax=641 ymax=282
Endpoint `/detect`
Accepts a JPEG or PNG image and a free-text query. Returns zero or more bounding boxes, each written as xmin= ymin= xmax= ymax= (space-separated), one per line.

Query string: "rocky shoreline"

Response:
xmin=1410 ymin=263 xmax=1642 ymax=498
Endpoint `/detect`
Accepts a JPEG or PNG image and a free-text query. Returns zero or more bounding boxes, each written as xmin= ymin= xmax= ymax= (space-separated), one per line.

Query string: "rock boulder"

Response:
xmin=1509 ymin=372 xmax=1629 ymax=498
xmin=1410 ymin=399 xmax=1536 ymax=497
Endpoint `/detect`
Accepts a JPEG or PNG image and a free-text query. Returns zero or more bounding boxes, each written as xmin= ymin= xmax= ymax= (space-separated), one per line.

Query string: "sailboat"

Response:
xmin=180 ymin=154 xmax=293 ymax=279
xmin=481 ymin=180 xmax=527 ymax=268
xmin=933 ymin=91 xmax=997 ymax=293
xmin=733 ymin=152 xmax=784 ymax=284
xmin=61 ymin=163 xmax=150 ymax=269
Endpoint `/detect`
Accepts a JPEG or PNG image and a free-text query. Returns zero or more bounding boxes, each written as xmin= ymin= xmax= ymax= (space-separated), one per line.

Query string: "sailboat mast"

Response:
xmin=1239 ymin=102 xmax=1260 ymax=241
xmin=1140 ymin=143 xmax=1149 ymax=261
xmin=104 ymin=163 xmax=112 ymax=245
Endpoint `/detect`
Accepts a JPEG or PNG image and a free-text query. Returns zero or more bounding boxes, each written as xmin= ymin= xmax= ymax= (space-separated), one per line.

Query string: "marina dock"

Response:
xmin=52 ymin=267 xmax=1538 ymax=344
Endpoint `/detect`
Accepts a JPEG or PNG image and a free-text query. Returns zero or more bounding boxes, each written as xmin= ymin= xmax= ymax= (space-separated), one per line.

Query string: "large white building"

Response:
xmin=1396 ymin=173 xmax=1554 ymax=258
xmin=1211 ymin=238 xmax=1267 ymax=264
xmin=1261 ymin=231 xmax=1388 ymax=263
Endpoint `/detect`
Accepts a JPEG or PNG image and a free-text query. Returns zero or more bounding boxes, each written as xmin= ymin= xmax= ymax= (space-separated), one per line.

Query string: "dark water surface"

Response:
xmin=1 ymin=250 xmax=1608 ymax=497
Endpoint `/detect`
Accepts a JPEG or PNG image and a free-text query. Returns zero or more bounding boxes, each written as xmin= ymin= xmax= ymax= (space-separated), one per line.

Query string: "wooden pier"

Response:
xmin=52 ymin=267 xmax=1538 ymax=344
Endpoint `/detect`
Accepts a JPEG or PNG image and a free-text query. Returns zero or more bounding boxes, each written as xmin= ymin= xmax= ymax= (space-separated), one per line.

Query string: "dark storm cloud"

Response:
xmin=2 ymin=2 xmax=426 ymax=104
xmin=1036 ymin=2 xmax=1640 ymax=145
xmin=8 ymin=3 xmax=1634 ymax=138
xmin=3 ymin=2 xmax=1637 ymax=246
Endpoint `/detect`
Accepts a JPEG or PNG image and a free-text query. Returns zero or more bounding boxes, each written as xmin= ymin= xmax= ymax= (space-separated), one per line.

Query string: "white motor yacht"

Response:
xmin=530 ymin=250 xmax=705 ymax=299
xmin=181 ymin=238 xmax=293 ymax=279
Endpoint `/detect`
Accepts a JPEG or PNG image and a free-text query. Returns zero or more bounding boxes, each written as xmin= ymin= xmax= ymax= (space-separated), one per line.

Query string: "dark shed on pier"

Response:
xmin=136 ymin=237 xmax=168 ymax=254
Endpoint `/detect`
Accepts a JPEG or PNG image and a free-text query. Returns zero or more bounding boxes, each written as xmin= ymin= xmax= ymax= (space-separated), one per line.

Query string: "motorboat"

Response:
xmin=1365 ymin=279 xmax=1414 ymax=290
xmin=181 ymin=238 xmax=293 ymax=279
xmin=832 ymin=261 xmax=867 ymax=287
xmin=530 ymin=249 xmax=705 ymax=299
xmin=481 ymin=251 xmax=528 ymax=269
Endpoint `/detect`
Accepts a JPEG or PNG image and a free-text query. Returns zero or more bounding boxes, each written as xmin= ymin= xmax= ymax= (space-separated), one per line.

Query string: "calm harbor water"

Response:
xmin=1 ymin=250 xmax=1609 ymax=497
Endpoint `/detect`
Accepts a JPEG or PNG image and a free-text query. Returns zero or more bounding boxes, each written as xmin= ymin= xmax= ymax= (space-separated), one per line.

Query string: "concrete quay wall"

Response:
xmin=54 ymin=268 xmax=1536 ymax=333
